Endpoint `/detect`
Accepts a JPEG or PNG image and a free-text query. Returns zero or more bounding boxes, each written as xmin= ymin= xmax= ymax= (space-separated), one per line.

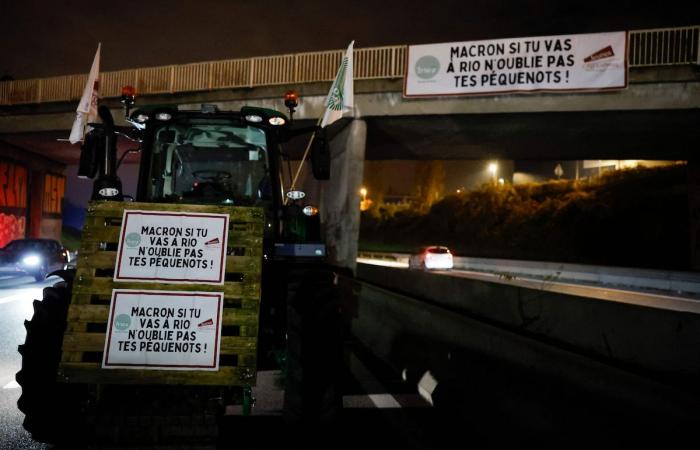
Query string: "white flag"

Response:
xmin=321 ymin=41 xmax=354 ymax=128
xmin=69 ymin=43 xmax=101 ymax=144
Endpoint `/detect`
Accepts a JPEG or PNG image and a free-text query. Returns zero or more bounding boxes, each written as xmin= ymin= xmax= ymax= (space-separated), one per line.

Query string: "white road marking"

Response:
xmin=0 ymin=293 xmax=32 ymax=305
xmin=0 ymin=287 xmax=45 ymax=305
xmin=3 ymin=380 xmax=20 ymax=389
xmin=417 ymin=371 xmax=438 ymax=406
xmin=347 ymin=352 xmax=426 ymax=409
xmin=356 ymin=258 xmax=408 ymax=268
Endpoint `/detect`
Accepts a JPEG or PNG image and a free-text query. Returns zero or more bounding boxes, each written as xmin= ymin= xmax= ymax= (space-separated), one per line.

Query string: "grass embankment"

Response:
xmin=360 ymin=164 xmax=690 ymax=270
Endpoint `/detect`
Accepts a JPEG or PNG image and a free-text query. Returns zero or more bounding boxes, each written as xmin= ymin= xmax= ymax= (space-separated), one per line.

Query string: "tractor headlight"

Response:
xmin=268 ymin=116 xmax=286 ymax=126
xmin=303 ymin=206 xmax=319 ymax=216
xmin=155 ymin=112 xmax=172 ymax=121
xmin=245 ymin=115 xmax=263 ymax=123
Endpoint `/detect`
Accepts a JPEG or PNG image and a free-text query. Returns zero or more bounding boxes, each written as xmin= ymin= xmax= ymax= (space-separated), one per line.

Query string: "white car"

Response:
xmin=408 ymin=246 xmax=453 ymax=270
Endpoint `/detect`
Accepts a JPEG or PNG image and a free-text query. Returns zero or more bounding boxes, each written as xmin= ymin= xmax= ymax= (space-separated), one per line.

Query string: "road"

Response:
xmin=1 ymin=267 xmax=696 ymax=449
xmin=0 ymin=273 xmax=56 ymax=450
xmin=0 ymin=272 xmax=439 ymax=449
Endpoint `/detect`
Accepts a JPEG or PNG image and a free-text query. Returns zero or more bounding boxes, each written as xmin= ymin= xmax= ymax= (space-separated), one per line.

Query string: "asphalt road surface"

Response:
xmin=1 ymin=269 xmax=696 ymax=449
xmin=0 ymin=272 xmax=56 ymax=450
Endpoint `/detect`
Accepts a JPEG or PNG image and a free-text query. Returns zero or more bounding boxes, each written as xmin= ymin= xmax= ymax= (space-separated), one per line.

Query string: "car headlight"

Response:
xmin=22 ymin=255 xmax=41 ymax=266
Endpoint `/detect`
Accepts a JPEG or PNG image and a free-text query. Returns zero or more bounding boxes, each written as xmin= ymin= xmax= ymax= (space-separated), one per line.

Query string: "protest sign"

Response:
xmin=114 ymin=210 xmax=229 ymax=284
xmin=102 ymin=289 xmax=224 ymax=370
xmin=405 ymin=31 xmax=627 ymax=97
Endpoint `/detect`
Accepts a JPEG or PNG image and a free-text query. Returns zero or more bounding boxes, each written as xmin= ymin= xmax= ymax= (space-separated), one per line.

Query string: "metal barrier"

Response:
xmin=0 ymin=26 xmax=697 ymax=106
xmin=628 ymin=26 xmax=699 ymax=66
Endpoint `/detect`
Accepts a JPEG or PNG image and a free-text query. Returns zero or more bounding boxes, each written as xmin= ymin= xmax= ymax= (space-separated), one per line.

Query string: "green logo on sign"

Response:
xmin=114 ymin=314 xmax=131 ymax=331
xmin=125 ymin=232 xmax=141 ymax=248
xmin=415 ymin=55 xmax=440 ymax=80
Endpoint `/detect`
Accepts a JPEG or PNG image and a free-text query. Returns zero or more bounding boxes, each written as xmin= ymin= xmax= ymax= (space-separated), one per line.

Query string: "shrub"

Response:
xmin=360 ymin=164 xmax=689 ymax=270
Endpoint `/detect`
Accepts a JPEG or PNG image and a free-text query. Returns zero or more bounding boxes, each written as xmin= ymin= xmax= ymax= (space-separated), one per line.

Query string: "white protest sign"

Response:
xmin=102 ymin=289 xmax=224 ymax=371
xmin=405 ymin=31 xmax=627 ymax=97
xmin=114 ymin=210 xmax=229 ymax=285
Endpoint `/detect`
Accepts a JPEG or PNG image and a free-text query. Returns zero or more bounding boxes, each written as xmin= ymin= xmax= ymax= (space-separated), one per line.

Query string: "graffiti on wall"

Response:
xmin=43 ymin=173 xmax=65 ymax=216
xmin=0 ymin=161 xmax=28 ymax=248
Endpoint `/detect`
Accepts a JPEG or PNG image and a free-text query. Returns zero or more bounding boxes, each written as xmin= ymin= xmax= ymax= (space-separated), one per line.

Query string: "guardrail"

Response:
xmin=1 ymin=26 xmax=698 ymax=106
xmin=357 ymin=251 xmax=700 ymax=295
xmin=0 ymin=46 xmax=407 ymax=106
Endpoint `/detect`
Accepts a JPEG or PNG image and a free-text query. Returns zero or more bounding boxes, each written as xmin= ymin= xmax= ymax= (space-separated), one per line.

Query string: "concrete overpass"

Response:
xmin=0 ymin=26 xmax=699 ymax=268
xmin=1 ymin=26 xmax=699 ymax=162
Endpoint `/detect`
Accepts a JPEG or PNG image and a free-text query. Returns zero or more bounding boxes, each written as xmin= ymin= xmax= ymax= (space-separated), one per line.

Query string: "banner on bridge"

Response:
xmin=404 ymin=31 xmax=627 ymax=97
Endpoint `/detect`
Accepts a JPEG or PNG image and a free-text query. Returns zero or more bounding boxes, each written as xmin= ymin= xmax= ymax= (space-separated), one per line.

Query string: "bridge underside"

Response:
xmin=2 ymin=108 xmax=698 ymax=164
xmin=360 ymin=109 xmax=700 ymax=161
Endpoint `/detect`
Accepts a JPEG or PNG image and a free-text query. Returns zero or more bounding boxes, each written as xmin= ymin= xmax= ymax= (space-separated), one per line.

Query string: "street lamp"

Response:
xmin=360 ymin=187 xmax=370 ymax=211
xmin=488 ymin=162 xmax=498 ymax=184
xmin=488 ymin=162 xmax=498 ymax=177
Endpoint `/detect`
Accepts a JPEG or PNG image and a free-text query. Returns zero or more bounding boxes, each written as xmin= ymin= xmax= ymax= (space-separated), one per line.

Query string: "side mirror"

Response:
xmin=311 ymin=129 xmax=331 ymax=180
xmin=77 ymin=129 xmax=103 ymax=179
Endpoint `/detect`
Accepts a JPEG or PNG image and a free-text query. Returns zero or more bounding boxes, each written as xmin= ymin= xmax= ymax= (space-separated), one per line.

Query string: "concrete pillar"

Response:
xmin=689 ymin=160 xmax=700 ymax=270
xmin=321 ymin=119 xmax=366 ymax=273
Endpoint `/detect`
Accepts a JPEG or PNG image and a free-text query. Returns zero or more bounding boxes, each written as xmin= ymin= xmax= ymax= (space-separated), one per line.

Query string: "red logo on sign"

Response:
xmin=198 ymin=318 xmax=214 ymax=328
xmin=584 ymin=45 xmax=615 ymax=63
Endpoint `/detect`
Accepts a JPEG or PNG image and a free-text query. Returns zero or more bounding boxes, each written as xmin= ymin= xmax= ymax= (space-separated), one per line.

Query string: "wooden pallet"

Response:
xmin=58 ymin=201 xmax=264 ymax=386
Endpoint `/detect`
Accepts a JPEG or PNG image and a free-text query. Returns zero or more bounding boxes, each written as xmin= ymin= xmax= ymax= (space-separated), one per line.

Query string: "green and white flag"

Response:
xmin=321 ymin=41 xmax=354 ymax=128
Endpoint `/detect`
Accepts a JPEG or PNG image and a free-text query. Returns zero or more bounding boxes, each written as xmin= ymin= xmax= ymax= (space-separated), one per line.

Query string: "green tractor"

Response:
xmin=16 ymin=90 xmax=345 ymax=446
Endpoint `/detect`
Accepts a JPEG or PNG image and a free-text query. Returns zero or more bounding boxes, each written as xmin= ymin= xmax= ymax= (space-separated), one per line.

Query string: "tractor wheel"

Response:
xmin=16 ymin=277 xmax=84 ymax=445
xmin=284 ymin=268 xmax=343 ymax=427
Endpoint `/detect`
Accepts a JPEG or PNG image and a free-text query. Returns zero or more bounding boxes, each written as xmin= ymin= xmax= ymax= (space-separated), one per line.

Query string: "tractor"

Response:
xmin=16 ymin=89 xmax=346 ymax=446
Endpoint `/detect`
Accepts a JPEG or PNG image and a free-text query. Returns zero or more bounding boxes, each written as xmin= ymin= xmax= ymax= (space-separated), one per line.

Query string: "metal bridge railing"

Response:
xmin=0 ymin=26 xmax=696 ymax=106
xmin=628 ymin=26 xmax=699 ymax=66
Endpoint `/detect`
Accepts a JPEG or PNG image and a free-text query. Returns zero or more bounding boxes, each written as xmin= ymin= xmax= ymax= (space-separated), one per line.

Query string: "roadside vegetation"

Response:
xmin=360 ymin=164 xmax=690 ymax=270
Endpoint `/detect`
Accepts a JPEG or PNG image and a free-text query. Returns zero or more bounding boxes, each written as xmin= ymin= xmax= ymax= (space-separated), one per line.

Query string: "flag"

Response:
xmin=321 ymin=41 xmax=354 ymax=128
xmin=69 ymin=43 xmax=101 ymax=144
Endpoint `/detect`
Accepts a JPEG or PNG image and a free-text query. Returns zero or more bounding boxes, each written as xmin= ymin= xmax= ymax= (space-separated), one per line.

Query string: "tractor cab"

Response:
xmin=78 ymin=89 xmax=328 ymax=246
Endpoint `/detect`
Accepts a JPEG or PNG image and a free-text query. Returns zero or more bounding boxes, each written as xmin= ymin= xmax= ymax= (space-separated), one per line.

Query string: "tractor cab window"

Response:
xmin=148 ymin=120 xmax=272 ymax=206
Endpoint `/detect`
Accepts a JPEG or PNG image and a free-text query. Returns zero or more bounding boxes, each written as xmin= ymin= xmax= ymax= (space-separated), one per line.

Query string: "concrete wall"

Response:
xmin=0 ymin=141 xmax=65 ymax=244
xmin=356 ymin=263 xmax=700 ymax=386
xmin=321 ymin=120 xmax=366 ymax=272
xmin=350 ymin=279 xmax=699 ymax=428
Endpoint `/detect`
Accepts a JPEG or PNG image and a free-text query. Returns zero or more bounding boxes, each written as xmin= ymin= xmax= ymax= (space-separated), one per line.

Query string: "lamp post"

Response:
xmin=360 ymin=187 xmax=369 ymax=211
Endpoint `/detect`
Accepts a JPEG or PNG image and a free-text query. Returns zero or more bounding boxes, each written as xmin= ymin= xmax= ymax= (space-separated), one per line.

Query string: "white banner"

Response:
xmin=405 ymin=31 xmax=627 ymax=97
xmin=114 ymin=210 xmax=229 ymax=285
xmin=102 ymin=289 xmax=224 ymax=370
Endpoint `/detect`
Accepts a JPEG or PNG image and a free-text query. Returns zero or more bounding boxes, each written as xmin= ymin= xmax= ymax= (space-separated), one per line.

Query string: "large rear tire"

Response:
xmin=284 ymin=268 xmax=343 ymax=426
xmin=16 ymin=277 xmax=84 ymax=445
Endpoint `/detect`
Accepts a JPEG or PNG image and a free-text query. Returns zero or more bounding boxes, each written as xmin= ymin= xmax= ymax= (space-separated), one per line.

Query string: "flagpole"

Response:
xmin=290 ymin=117 xmax=323 ymax=190
xmin=285 ymin=40 xmax=353 ymax=205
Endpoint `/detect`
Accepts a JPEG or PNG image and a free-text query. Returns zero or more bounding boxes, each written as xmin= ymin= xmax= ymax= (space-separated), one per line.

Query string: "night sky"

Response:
xmin=1 ymin=0 xmax=698 ymax=80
